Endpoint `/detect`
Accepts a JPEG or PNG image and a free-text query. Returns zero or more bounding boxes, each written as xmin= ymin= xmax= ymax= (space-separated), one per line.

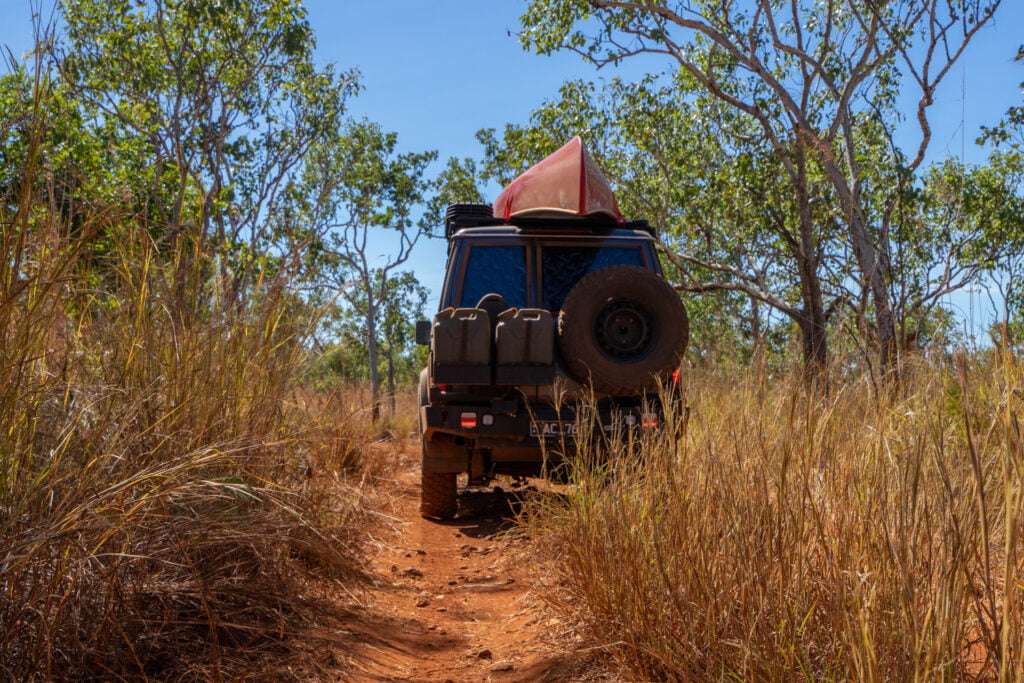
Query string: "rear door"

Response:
xmin=539 ymin=241 xmax=651 ymax=312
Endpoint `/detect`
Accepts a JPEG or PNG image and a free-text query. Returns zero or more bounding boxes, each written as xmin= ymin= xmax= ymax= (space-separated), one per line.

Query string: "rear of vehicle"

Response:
xmin=417 ymin=210 xmax=688 ymax=518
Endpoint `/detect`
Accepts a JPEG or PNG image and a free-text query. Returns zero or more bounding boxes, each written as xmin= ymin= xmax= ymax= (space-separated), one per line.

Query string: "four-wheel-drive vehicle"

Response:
xmin=416 ymin=139 xmax=688 ymax=519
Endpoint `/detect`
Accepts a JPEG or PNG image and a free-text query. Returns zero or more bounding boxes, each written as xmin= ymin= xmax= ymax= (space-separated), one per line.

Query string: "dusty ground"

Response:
xmin=340 ymin=444 xmax=612 ymax=683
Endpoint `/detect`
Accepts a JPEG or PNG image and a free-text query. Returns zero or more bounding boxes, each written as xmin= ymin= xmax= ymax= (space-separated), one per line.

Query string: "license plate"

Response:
xmin=530 ymin=421 xmax=579 ymax=438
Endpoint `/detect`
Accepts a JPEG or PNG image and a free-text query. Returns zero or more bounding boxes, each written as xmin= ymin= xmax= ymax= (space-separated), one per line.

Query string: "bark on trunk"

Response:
xmin=750 ymin=298 xmax=765 ymax=375
xmin=794 ymin=154 xmax=829 ymax=385
xmin=817 ymin=151 xmax=897 ymax=375
xmin=848 ymin=214 xmax=897 ymax=373
xmin=798 ymin=314 xmax=828 ymax=385
xmin=366 ymin=303 xmax=381 ymax=422
xmin=386 ymin=348 xmax=397 ymax=417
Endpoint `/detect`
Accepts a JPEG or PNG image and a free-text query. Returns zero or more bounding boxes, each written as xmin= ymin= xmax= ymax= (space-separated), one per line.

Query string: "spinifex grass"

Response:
xmin=524 ymin=357 xmax=1024 ymax=680
xmin=0 ymin=58 xmax=367 ymax=679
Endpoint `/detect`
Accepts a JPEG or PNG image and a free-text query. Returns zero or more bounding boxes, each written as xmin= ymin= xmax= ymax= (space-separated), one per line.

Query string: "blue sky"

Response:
xmin=303 ymin=1 xmax=663 ymax=165
xmin=307 ymin=1 xmax=1024 ymax=167
xmin=2 ymin=1 xmax=1023 ymax=324
xmin=304 ymin=0 xmax=1024 ymax=326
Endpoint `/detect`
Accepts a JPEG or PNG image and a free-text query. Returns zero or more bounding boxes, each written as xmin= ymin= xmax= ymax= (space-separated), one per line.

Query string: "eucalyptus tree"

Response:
xmin=888 ymin=157 xmax=1024 ymax=350
xmin=477 ymin=75 xmax=845 ymax=372
xmin=299 ymin=118 xmax=436 ymax=419
xmin=519 ymin=0 xmax=1003 ymax=374
xmin=53 ymin=0 xmax=357 ymax=313
xmin=977 ymin=67 xmax=1024 ymax=347
xmin=326 ymin=270 xmax=428 ymax=411
xmin=424 ymin=156 xmax=488 ymax=233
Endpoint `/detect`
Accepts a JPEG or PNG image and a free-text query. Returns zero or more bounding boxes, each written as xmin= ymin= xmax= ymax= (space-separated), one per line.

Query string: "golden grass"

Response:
xmin=0 ymin=256 xmax=372 ymax=677
xmin=524 ymin=353 xmax=1024 ymax=680
xmin=0 ymin=65 xmax=374 ymax=679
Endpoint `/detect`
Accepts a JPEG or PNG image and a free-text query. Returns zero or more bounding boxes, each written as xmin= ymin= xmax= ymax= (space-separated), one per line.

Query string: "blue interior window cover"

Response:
xmin=542 ymin=245 xmax=643 ymax=311
xmin=459 ymin=245 xmax=527 ymax=308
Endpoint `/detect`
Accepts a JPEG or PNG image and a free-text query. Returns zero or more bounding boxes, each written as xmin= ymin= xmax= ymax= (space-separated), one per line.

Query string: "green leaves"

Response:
xmin=476 ymin=72 xmax=817 ymax=366
xmin=515 ymin=0 xmax=1007 ymax=371
xmin=57 ymin=0 xmax=357 ymax=261
xmin=519 ymin=0 xmax=593 ymax=56
xmin=288 ymin=115 xmax=437 ymax=405
xmin=318 ymin=270 xmax=428 ymax=387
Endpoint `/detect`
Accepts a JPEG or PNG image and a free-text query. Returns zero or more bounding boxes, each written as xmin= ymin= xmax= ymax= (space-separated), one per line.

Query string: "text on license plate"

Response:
xmin=530 ymin=421 xmax=578 ymax=438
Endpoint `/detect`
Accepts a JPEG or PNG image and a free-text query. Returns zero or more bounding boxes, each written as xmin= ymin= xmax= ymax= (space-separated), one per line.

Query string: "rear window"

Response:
xmin=458 ymin=245 xmax=527 ymax=308
xmin=541 ymin=245 xmax=644 ymax=311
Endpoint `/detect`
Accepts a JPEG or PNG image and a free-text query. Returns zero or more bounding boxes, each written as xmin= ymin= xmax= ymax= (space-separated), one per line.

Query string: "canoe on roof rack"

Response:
xmin=493 ymin=136 xmax=622 ymax=222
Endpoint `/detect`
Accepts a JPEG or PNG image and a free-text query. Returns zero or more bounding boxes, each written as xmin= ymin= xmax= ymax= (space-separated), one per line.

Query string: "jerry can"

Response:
xmin=431 ymin=307 xmax=491 ymax=384
xmin=495 ymin=308 xmax=555 ymax=384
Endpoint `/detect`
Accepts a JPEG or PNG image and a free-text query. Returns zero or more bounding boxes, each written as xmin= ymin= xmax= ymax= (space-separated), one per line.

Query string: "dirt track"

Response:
xmin=342 ymin=445 xmax=610 ymax=682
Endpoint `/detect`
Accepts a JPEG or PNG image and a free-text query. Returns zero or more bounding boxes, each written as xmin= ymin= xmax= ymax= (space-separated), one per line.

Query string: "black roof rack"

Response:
xmin=517 ymin=216 xmax=656 ymax=237
xmin=444 ymin=203 xmax=657 ymax=240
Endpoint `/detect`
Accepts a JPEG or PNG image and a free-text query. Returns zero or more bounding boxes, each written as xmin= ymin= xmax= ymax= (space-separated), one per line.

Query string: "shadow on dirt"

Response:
xmin=431 ymin=485 xmax=568 ymax=539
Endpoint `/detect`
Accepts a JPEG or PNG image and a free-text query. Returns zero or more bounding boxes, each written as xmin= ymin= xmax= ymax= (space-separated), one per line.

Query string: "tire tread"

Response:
xmin=558 ymin=265 xmax=688 ymax=394
xmin=420 ymin=471 xmax=458 ymax=519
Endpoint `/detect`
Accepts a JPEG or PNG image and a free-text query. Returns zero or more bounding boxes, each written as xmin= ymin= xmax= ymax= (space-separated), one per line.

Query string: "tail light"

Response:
xmin=460 ymin=412 xmax=477 ymax=428
xmin=641 ymin=414 xmax=659 ymax=428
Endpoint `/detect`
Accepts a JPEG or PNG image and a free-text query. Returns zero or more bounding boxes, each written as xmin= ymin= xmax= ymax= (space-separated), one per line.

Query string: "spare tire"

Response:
xmin=558 ymin=265 xmax=688 ymax=394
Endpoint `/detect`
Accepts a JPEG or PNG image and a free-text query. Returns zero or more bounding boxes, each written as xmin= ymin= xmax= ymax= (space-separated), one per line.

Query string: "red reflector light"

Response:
xmin=437 ymin=384 xmax=448 ymax=392
xmin=460 ymin=412 xmax=477 ymax=428
xmin=671 ymin=368 xmax=681 ymax=384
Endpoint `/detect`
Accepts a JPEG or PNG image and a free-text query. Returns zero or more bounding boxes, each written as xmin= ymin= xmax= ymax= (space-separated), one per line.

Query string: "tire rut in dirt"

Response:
xmin=558 ymin=264 xmax=688 ymax=394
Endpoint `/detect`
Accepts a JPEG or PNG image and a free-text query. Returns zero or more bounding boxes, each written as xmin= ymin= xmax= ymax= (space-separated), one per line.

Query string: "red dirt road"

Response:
xmin=342 ymin=446 xmax=610 ymax=682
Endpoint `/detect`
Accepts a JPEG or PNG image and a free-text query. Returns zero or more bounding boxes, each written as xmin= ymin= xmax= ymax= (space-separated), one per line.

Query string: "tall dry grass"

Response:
xmin=0 ymin=54 xmax=368 ymax=679
xmin=526 ymin=353 xmax=1024 ymax=680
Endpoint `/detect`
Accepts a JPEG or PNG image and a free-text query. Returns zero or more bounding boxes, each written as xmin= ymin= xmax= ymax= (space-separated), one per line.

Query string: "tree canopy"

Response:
xmin=512 ymin=0 xmax=1010 ymax=378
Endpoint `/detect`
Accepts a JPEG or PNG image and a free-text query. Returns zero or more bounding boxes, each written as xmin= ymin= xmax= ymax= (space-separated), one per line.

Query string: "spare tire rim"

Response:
xmin=594 ymin=301 xmax=653 ymax=359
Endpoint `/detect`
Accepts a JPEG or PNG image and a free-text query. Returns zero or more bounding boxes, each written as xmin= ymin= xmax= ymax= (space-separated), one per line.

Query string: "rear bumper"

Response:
xmin=420 ymin=397 xmax=663 ymax=452
xmin=420 ymin=397 xmax=669 ymax=476
xmin=419 ymin=395 xmax=667 ymax=475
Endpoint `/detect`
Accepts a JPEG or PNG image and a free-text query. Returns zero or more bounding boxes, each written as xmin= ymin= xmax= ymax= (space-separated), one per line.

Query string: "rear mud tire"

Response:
xmin=420 ymin=471 xmax=458 ymax=520
xmin=558 ymin=265 xmax=688 ymax=394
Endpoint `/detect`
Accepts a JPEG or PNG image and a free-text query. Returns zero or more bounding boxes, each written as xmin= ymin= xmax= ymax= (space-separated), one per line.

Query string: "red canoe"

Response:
xmin=493 ymin=136 xmax=621 ymax=222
